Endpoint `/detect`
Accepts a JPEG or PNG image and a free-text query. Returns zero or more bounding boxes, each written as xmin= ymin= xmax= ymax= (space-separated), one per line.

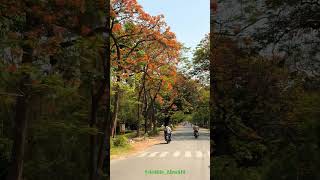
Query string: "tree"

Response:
xmin=192 ymin=34 xmax=210 ymax=85
xmin=0 ymin=1 xmax=109 ymax=180
xmin=211 ymin=1 xmax=320 ymax=179
xmin=110 ymin=0 xmax=181 ymax=136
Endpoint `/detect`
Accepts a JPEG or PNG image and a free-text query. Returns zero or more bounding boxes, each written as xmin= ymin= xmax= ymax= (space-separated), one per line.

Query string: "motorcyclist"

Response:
xmin=164 ymin=125 xmax=172 ymax=141
xmin=163 ymin=111 xmax=171 ymax=139
xmin=193 ymin=124 xmax=199 ymax=136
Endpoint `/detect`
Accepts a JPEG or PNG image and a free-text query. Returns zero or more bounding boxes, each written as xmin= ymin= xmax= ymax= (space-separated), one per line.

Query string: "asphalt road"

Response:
xmin=111 ymin=124 xmax=210 ymax=180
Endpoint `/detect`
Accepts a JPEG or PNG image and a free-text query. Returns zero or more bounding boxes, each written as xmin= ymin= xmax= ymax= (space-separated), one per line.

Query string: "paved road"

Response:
xmin=111 ymin=125 xmax=210 ymax=180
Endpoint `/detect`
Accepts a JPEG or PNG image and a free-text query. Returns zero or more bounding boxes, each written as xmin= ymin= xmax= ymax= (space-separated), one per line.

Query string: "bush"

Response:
xmin=113 ymin=136 xmax=129 ymax=147
xmin=110 ymin=138 xmax=114 ymax=148
xmin=185 ymin=114 xmax=192 ymax=122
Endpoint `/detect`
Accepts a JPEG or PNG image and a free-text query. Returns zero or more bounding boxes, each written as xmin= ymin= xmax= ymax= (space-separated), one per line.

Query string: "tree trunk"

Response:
xmin=151 ymin=81 xmax=162 ymax=132
xmin=6 ymin=75 xmax=30 ymax=180
xmin=110 ymin=24 xmax=122 ymax=139
xmin=6 ymin=27 xmax=33 ymax=180
xmin=210 ymin=0 xmax=217 ymax=173
xmin=136 ymin=90 xmax=142 ymax=137
xmin=143 ymin=88 xmax=148 ymax=134
xmin=89 ymin=90 xmax=98 ymax=180
xmin=89 ymin=78 xmax=108 ymax=180
xmin=151 ymin=101 xmax=156 ymax=132
xmin=96 ymin=106 xmax=111 ymax=180
xmin=96 ymin=83 xmax=111 ymax=180
xmin=136 ymin=66 xmax=148 ymax=137
xmin=147 ymin=92 xmax=156 ymax=133
xmin=111 ymin=83 xmax=120 ymax=137
xmin=95 ymin=4 xmax=111 ymax=179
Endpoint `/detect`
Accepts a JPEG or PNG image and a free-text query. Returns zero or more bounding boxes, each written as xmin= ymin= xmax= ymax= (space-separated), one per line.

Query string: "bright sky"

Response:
xmin=137 ymin=0 xmax=210 ymax=57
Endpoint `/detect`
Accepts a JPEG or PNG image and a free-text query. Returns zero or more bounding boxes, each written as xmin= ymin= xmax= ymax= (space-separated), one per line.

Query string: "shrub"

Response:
xmin=113 ymin=136 xmax=129 ymax=147
xmin=110 ymin=138 xmax=114 ymax=148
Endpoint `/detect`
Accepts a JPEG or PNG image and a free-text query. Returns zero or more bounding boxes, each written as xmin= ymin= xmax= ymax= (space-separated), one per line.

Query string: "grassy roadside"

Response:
xmin=110 ymin=128 xmax=162 ymax=160
xmin=110 ymin=144 xmax=133 ymax=157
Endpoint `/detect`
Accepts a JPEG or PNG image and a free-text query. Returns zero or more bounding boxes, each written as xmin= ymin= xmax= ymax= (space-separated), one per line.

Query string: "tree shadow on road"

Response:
xmin=154 ymin=142 xmax=168 ymax=145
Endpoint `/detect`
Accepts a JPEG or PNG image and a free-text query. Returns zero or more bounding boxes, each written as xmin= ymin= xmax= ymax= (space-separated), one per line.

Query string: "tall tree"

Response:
xmin=110 ymin=0 xmax=180 ymax=136
xmin=1 ymin=1 xmax=107 ymax=180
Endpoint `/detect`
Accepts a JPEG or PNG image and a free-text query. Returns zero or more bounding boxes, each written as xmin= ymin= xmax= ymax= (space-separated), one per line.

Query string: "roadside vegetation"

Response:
xmin=210 ymin=0 xmax=320 ymax=179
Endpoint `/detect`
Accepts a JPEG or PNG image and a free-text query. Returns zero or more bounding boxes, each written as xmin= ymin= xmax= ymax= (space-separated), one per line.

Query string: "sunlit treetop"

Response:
xmin=110 ymin=0 xmax=181 ymax=80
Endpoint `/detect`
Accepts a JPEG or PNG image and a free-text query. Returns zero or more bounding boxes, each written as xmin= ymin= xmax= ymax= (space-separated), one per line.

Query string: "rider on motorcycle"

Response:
xmin=163 ymin=111 xmax=172 ymax=141
xmin=193 ymin=124 xmax=199 ymax=136
xmin=164 ymin=125 xmax=172 ymax=140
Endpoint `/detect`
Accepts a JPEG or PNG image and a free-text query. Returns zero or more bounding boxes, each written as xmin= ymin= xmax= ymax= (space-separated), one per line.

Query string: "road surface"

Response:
xmin=111 ymin=125 xmax=210 ymax=180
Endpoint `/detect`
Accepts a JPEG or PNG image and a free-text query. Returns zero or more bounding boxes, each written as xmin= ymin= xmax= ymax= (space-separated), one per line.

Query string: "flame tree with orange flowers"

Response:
xmin=110 ymin=0 xmax=181 ymax=137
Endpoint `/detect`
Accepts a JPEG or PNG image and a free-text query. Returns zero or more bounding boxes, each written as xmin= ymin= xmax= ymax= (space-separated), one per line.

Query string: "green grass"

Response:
xmin=115 ymin=127 xmax=167 ymax=140
xmin=110 ymin=127 xmax=164 ymax=158
xmin=110 ymin=134 xmax=133 ymax=157
xmin=116 ymin=130 xmax=147 ymax=138
xmin=110 ymin=144 xmax=133 ymax=156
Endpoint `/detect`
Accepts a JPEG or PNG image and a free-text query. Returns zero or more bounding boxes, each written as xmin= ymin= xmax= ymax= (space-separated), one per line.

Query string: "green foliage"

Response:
xmin=192 ymin=107 xmax=209 ymax=127
xmin=262 ymin=90 xmax=320 ymax=180
xmin=212 ymin=156 xmax=263 ymax=180
xmin=210 ymin=35 xmax=320 ymax=179
xmin=0 ymin=138 xmax=12 ymax=160
xmin=192 ymin=34 xmax=209 ymax=85
xmin=124 ymin=22 xmax=135 ymax=31
xmin=190 ymin=88 xmax=209 ymax=127
xmin=123 ymin=131 xmax=136 ymax=139
xmin=117 ymin=83 xmax=140 ymax=129
xmin=224 ymin=82 xmax=318 ymax=178
xmin=170 ymin=111 xmax=186 ymax=124
xmin=184 ymin=114 xmax=192 ymax=122
xmin=112 ymin=136 xmax=129 ymax=147
xmin=110 ymin=138 xmax=114 ymax=149
xmin=147 ymin=128 xmax=160 ymax=136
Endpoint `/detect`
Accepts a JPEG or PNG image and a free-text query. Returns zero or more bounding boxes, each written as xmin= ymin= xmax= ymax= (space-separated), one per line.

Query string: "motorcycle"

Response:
xmin=194 ymin=130 xmax=199 ymax=138
xmin=165 ymin=132 xmax=171 ymax=144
